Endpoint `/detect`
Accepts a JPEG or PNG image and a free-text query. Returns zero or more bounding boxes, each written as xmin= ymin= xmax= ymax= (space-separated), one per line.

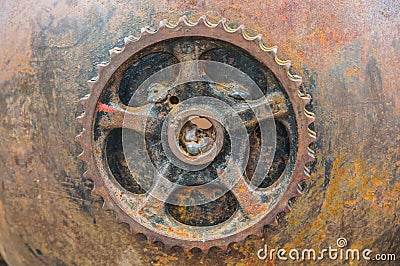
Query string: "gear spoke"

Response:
xmin=137 ymin=194 xmax=167 ymax=221
xmin=236 ymin=91 xmax=289 ymax=128
xmin=137 ymin=163 xmax=174 ymax=216
xmin=97 ymin=103 xmax=152 ymax=134
xmin=169 ymin=41 xmax=218 ymax=84
xmin=169 ymin=39 xmax=217 ymax=62
xmin=218 ymin=166 xmax=268 ymax=218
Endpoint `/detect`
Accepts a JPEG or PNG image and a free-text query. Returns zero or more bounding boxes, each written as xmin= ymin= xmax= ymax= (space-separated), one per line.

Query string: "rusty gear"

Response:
xmin=76 ymin=15 xmax=316 ymax=252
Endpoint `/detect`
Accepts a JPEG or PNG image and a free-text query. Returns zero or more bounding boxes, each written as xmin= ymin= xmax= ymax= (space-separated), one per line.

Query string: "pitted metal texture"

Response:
xmin=76 ymin=16 xmax=316 ymax=252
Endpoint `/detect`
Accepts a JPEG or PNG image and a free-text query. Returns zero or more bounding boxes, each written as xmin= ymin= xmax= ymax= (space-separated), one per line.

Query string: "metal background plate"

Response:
xmin=0 ymin=0 xmax=399 ymax=265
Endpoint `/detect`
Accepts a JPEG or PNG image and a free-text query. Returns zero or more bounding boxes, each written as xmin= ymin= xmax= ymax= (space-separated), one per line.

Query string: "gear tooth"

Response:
xmin=87 ymin=79 xmax=96 ymax=89
xmin=102 ymin=201 xmax=112 ymax=211
xmin=304 ymin=165 xmax=311 ymax=177
xmin=75 ymin=129 xmax=85 ymax=142
xmin=82 ymin=169 xmax=90 ymax=178
xmin=295 ymin=79 xmax=303 ymax=88
xmin=162 ymin=242 xmax=173 ymax=253
xmin=284 ymin=60 xmax=292 ymax=71
xmin=279 ymin=201 xmax=291 ymax=213
xmin=285 ymin=202 xmax=292 ymax=212
xmin=198 ymin=15 xmax=207 ymax=24
xmin=288 ymin=189 xmax=299 ymax=199
xmin=123 ymin=37 xmax=131 ymax=45
xmin=299 ymin=93 xmax=311 ymax=105
xmin=250 ymin=230 xmax=263 ymax=240
xmin=236 ymin=24 xmax=245 ymax=35
xmin=228 ymin=242 xmax=240 ymax=252
xmin=178 ymin=15 xmax=186 ymax=24
xmin=259 ymin=39 xmax=274 ymax=52
xmin=178 ymin=15 xmax=190 ymax=26
xmin=129 ymin=224 xmax=137 ymax=234
xmin=76 ymin=128 xmax=90 ymax=143
xmin=103 ymin=199 xmax=115 ymax=211
xmin=198 ymin=245 xmax=209 ymax=254
xmin=77 ymin=151 xmax=88 ymax=162
xmin=218 ymin=17 xmax=227 ymax=28
xmin=306 ymin=115 xmax=315 ymax=125
xmin=307 ymin=146 xmax=316 ymax=159
xmin=240 ymin=25 xmax=251 ymax=40
xmin=83 ymin=169 xmax=93 ymax=180
xmin=103 ymin=201 xmax=115 ymax=211
xmin=181 ymin=245 xmax=191 ymax=253
xmin=304 ymin=106 xmax=316 ymax=120
xmin=255 ymin=35 xmax=264 ymax=48
xmin=158 ymin=19 xmax=167 ymax=29
xmin=76 ymin=114 xmax=85 ymax=124
xmin=79 ymin=94 xmax=90 ymax=103
xmin=124 ymin=35 xmax=140 ymax=45
xmin=297 ymin=184 xmax=304 ymax=195
xmin=141 ymin=26 xmax=153 ymax=35
xmin=247 ymin=234 xmax=261 ymax=243
xmin=271 ymin=216 xmax=279 ymax=226
xmin=96 ymin=62 xmax=107 ymax=72
xmin=270 ymin=46 xmax=278 ymax=56
xmin=109 ymin=47 xmax=122 ymax=58
xmin=95 ymin=185 xmax=108 ymax=197
xmin=307 ymin=127 xmax=317 ymax=139
xmin=219 ymin=243 xmax=229 ymax=251
xmin=147 ymin=235 xmax=156 ymax=244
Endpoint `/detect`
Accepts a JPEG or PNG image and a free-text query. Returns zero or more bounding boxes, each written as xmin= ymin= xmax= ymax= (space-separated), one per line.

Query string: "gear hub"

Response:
xmin=76 ymin=16 xmax=316 ymax=252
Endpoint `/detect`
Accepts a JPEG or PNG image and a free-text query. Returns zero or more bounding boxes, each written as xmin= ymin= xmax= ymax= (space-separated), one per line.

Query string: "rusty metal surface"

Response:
xmin=77 ymin=17 xmax=314 ymax=252
xmin=0 ymin=0 xmax=399 ymax=265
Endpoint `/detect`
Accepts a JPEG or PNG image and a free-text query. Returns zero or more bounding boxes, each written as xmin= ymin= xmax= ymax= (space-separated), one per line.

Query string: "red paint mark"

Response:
xmin=97 ymin=102 xmax=117 ymax=114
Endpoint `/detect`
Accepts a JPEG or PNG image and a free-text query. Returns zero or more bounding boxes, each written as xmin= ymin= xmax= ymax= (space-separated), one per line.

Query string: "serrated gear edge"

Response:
xmin=76 ymin=15 xmax=316 ymax=253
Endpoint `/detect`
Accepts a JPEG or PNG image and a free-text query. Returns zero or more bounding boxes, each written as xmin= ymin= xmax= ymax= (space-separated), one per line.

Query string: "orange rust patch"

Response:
xmin=97 ymin=102 xmax=117 ymax=114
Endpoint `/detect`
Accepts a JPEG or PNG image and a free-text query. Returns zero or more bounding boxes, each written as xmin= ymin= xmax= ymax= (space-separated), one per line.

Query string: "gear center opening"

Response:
xmin=179 ymin=116 xmax=216 ymax=156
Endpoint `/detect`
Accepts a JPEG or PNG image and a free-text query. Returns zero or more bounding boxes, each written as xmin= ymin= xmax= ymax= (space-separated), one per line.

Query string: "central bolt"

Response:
xmin=179 ymin=116 xmax=216 ymax=156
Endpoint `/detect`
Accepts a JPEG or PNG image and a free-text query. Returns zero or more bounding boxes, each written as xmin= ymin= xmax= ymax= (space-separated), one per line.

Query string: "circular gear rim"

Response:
xmin=76 ymin=15 xmax=316 ymax=253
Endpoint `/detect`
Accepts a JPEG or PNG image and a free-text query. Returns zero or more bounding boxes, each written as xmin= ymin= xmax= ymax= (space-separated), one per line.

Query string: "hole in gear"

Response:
xmin=246 ymin=120 xmax=290 ymax=187
xmin=105 ymin=128 xmax=146 ymax=194
xmin=178 ymin=117 xmax=216 ymax=156
xmin=169 ymin=95 xmax=180 ymax=105
xmin=200 ymin=47 xmax=282 ymax=96
xmin=118 ymin=52 xmax=179 ymax=106
xmin=166 ymin=189 xmax=238 ymax=226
